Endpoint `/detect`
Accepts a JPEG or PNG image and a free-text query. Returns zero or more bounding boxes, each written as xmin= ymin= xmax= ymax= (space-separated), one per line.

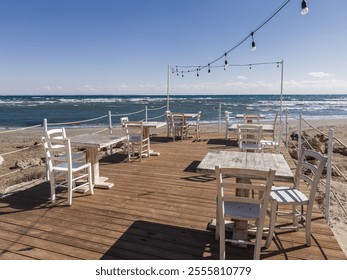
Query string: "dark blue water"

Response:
xmin=1 ymin=94 xmax=347 ymax=128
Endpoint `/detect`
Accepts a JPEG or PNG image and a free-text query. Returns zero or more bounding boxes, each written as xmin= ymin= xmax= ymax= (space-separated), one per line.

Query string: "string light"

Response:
xmin=251 ymin=32 xmax=257 ymax=51
xmin=301 ymin=0 xmax=309 ymax=15
xmin=224 ymin=53 xmax=228 ymax=70
xmin=172 ymin=0 xmax=306 ymax=77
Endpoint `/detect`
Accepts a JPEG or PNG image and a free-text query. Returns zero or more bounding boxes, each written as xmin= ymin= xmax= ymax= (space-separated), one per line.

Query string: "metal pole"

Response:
xmin=325 ymin=128 xmax=334 ymax=222
xmin=167 ymin=64 xmax=170 ymax=111
xmin=218 ymin=102 xmax=222 ymax=133
xmin=280 ymin=60 xmax=284 ymax=126
xmin=145 ymin=106 xmax=148 ymax=121
xmin=285 ymin=109 xmax=288 ymax=148
xmin=108 ymin=111 xmax=112 ymax=135
xmin=298 ymin=113 xmax=302 ymax=160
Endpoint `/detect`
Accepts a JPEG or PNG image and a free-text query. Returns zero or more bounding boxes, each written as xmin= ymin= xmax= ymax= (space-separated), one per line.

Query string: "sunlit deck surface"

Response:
xmin=0 ymin=131 xmax=345 ymax=260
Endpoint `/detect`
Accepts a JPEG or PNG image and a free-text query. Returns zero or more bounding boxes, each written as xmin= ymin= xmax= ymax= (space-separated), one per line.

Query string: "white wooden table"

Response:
xmin=197 ymin=150 xmax=294 ymax=242
xmin=70 ymin=134 xmax=126 ymax=189
xmin=197 ymin=150 xmax=293 ymax=182
xmin=228 ymin=123 xmax=274 ymax=134
xmin=126 ymin=121 xmax=166 ymax=156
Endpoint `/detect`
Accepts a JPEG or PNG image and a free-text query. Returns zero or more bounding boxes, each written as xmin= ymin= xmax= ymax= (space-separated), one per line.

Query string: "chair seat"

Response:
xmin=239 ymin=143 xmax=262 ymax=150
xmin=270 ymin=186 xmax=309 ymax=205
xmin=224 ymin=201 xmax=261 ymax=220
xmin=54 ymin=161 xmax=90 ymax=172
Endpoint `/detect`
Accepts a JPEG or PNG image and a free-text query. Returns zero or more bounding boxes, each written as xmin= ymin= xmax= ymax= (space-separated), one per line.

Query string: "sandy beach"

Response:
xmin=0 ymin=118 xmax=346 ymax=256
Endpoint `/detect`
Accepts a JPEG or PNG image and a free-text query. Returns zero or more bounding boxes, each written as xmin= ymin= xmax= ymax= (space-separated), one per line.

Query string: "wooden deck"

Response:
xmin=0 ymin=131 xmax=345 ymax=260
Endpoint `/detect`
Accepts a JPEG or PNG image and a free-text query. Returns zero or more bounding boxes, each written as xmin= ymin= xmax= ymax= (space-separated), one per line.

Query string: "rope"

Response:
xmin=111 ymin=108 xmax=145 ymax=117
xmin=47 ymin=115 xmax=108 ymax=126
xmin=320 ymin=180 xmax=347 ymax=217
xmin=91 ymin=128 xmax=109 ymax=134
xmin=0 ymin=143 xmax=43 ymax=157
xmin=147 ymin=105 xmax=167 ymax=111
xmin=0 ymin=169 xmax=21 ymax=179
xmin=0 ymin=124 xmax=42 ymax=134
xmin=147 ymin=112 xmax=167 ymax=120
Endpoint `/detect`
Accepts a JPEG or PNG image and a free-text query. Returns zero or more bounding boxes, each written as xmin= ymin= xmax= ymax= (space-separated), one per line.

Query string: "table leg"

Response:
xmin=143 ymin=127 xmax=160 ymax=156
xmin=85 ymin=147 xmax=114 ymax=189
xmin=232 ymin=177 xmax=250 ymax=247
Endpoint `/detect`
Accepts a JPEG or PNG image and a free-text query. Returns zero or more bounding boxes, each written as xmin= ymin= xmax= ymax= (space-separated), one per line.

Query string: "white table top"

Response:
xmin=235 ymin=114 xmax=266 ymax=118
xmin=126 ymin=121 xmax=166 ymax=129
xmin=228 ymin=123 xmax=274 ymax=133
xmin=70 ymin=134 xmax=126 ymax=149
xmin=197 ymin=150 xmax=294 ymax=182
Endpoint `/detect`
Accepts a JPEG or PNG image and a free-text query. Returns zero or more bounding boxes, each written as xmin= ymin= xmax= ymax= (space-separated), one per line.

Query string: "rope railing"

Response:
xmin=283 ymin=108 xmax=347 ymax=223
xmin=111 ymin=108 xmax=145 ymax=118
xmin=147 ymin=112 xmax=167 ymax=121
xmin=0 ymin=123 xmax=42 ymax=134
xmin=46 ymin=114 xmax=108 ymax=126
xmin=147 ymin=105 xmax=167 ymax=111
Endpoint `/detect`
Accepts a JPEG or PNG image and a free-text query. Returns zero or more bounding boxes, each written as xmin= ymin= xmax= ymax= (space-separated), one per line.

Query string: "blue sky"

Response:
xmin=0 ymin=0 xmax=346 ymax=95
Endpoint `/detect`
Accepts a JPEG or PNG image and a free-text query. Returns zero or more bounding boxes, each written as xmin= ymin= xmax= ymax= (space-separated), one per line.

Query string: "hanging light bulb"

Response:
xmin=197 ymin=68 xmax=200 ymax=77
xmin=181 ymin=71 xmax=184 ymax=78
xmin=251 ymin=32 xmax=256 ymax=51
xmin=224 ymin=53 xmax=228 ymax=70
xmin=301 ymin=0 xmax=309 ymax=15
xmin=208 ymin=64 xmax=211 ymax=75
xmin=249 ymin=64 xmax=252 ymax=70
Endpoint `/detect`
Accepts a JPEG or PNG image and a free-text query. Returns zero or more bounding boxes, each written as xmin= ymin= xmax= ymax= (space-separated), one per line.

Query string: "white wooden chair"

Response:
xmin=225 ymin=111 xmax=233 ymax=139
xmin=168 ymin=113 xmax=188 ymax=141
xmin=42 ymin=137 xmax=93 ymax=206
xmin=265 ymin=148 xmax=328 ymax=248
xmin=237 ymin=124 xmax=263 ymax=152
xmin=123 ymin=121 xmax=150 ymax=161
xmin=215 ymin=166 xmax=276 ymax=260
xmin=44 ymin=128 xmax=85 ymax=180
xmin=244 ymin=114 xmax=260 ymax=124
xmin=260 ymin=119 xmax=283 ymax=154
xmin=187 ymin=111 xmax=201 ymax=139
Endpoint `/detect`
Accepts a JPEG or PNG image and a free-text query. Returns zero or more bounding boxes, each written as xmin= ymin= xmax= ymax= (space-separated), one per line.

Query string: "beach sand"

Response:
xmin=0 ymin=118 xmax=346 ymax=256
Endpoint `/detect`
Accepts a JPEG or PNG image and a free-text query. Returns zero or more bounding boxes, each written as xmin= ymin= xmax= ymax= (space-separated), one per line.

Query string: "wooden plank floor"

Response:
xmin=0 ymin=131 xmax=345 ymax=260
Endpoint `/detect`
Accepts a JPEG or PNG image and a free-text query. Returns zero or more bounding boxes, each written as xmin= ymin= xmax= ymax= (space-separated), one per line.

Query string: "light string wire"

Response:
xmin=173 ymin=0 xmax=292 ymax=75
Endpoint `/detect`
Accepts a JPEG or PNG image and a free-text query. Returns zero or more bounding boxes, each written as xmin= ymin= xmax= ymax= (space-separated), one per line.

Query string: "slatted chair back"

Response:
xmin=237 ymin=124 xmax=263 ymax=152
xmin=215 ymin=166 xmax=276 ymax=260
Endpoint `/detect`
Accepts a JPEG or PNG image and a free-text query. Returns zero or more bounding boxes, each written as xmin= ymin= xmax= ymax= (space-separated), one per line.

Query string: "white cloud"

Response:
xmin=236 ymin=75 xmax=248 ymax=80
xmin=307 ymin=72 xmax=334 ymax=78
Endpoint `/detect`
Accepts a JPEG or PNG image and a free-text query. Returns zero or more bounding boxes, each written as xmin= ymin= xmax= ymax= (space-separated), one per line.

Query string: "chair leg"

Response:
xmin=219 ymin=219 xmax=226 ymax=260
xmin=265 ymin=201 xmax=278 ymax=248
xmin=253 ymin=219 xmax=265 ymax=260
xmin=88 ymin=164 xmax=94 ymax=195
xmin=305 ymin=207 xmax=312 ymax=246
xmin=49 ymin=172 xmax=56 ymax=202
xmin=67 ymin=173 xmax=73 ymax=206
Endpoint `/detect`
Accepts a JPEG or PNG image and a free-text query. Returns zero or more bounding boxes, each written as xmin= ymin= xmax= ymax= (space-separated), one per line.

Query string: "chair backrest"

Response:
xmin=172 ymin=113 xmax=186 ymax=128
xmin=215 ymin=166 xmax=276 ymax=220
xmin=123 ymin=121 xmax=144 ymax=142
xmin=225 ymin=111 xmax=232 ymax=127
xmin=42 ymin=137 xmax=72 ymax=172
xmin=120 ymin=117 xmax=129 ymax=128
xmin=45 ymin=128 xmax=67 ymax=148
xmin=294 ymin=148 xmax=328 ymax=202
xmin=237 ymin=124 xmax=263 ymax=151
xmin=244 ymin=114 xmax=260 ymax=124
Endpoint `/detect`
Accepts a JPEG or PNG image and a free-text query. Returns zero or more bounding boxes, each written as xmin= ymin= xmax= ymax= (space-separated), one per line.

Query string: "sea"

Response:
xmin=1 ymin=94 xmax=347 ymax=129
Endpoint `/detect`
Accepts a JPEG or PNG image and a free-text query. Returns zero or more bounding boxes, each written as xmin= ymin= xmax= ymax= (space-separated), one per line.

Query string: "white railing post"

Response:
xmin=43 ymin=118 xmax=48 ymax=131
xmin=325 ymin=128 xmax=334 ymax=222
xmin=298 ymin=113 xmax=302 ymax=160
xmin=145 ymin=106 xmax=148 ymax=121
xmin=108 ymin=111 xmax=112 ymax=135
xmin=218 ymin=102 xmax=222 ymax=133
xmin=285 ymin=109 xmax=288 ymax=148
